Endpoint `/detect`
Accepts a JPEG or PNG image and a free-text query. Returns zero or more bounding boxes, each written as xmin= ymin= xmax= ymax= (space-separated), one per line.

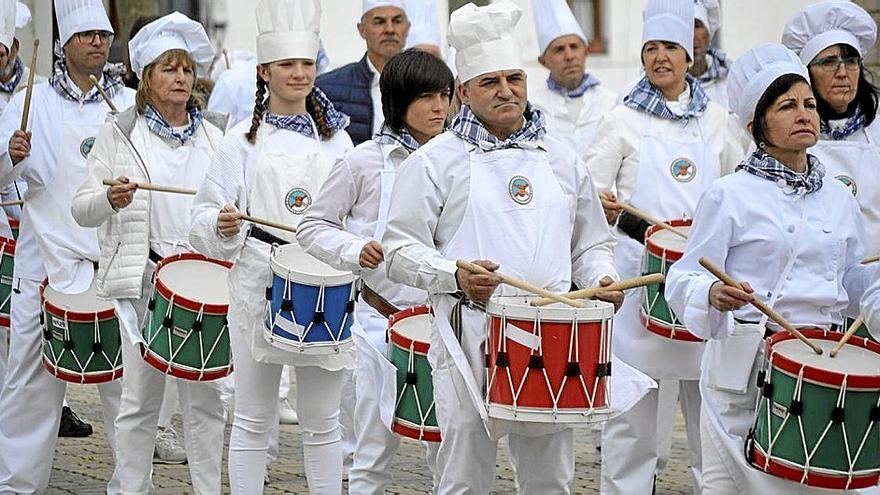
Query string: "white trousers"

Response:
xmin=0 ymin=277 xmax=122 ymax=494
xmin=228 ymin=319 xmax=346 ymax=495
xmin=339 ymin=367 xmax=356 ymax=472
xmin=115 ymin=326 xmax=226 ymax=494
xmin=600 ymin=378 xmax=702 ymax=495
xmin=157 ymin=377 xmax=178 ymax=428
xmin=0 ymin=324 xmax=7 ymax=388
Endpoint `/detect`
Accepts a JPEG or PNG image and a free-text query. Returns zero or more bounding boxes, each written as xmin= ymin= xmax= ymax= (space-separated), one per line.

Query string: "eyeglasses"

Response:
xmin=74 ymin=30 xmax=114 ymax=45
xmin=809 ymin=56 xmax=861 ymax=73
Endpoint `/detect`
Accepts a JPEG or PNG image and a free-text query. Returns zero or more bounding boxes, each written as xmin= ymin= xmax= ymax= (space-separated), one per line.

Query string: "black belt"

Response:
xmin=149 ymin=249 xmax=162 ymax=264
xmin=248 ymin=225 xmax=289 ymax=246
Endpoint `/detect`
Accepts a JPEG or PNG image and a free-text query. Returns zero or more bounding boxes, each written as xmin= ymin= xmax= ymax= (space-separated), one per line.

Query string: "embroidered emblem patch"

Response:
xmin=670 ymin=158 xmax=697 ymax=183
xmin=285 ymin=188 xmax=312 ymax=214
xmin=836 ymin=175 xmax=858 ymax=197
xmin=508 ymin=176 xmax=533 ymax=205
xmin=80 ymin=137 xmax=96 ymax=159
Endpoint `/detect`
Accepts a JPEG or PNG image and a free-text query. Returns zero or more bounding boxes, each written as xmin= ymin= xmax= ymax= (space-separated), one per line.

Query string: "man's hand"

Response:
xmin=455 ymin=259 xmax=502 ymax=303
xmin=217 ymin=204 xmax=242 ymax=238
xmin=9 ymin=130 xmax=30 ymax=165
xmin=106 ymin=176 xmax=137 ymax=209
xmin=709 ymin=280 xmax=754 ymax=312
xmin=593 ymin=276 xmax=624 ymax=311
xmin=359 ymin=240 xmax=384 ymax=269
xmin=598 ymin=190 xmax=622 ymax=225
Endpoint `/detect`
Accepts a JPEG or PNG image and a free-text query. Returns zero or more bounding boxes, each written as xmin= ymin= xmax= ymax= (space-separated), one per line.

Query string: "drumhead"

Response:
xmin=158 ymin=259 xmax=229 ymax=306
xmin=392 ymin=311 xmax=432 ymax=344
xmin=270 ymin=244 xmax=355 ymax=286
xmin=774 ymin=338 xmax=880 ymax=376
xmin=486 ymin=295 xmax=614 ymax=322
xmin=44 ymin=279 xmax=114 ymax=313
xmin=647 ymin=227 xmax=690 ymax=252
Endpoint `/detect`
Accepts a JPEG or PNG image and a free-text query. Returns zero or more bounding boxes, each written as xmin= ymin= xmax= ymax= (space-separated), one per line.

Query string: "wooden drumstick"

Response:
xmin=830 ymin=317 xmax=863 ymax=358
xmin=531 ymin=273 xmax=665 ymax=307
xmin=613 ymin=202 xmax=689 ymax=240
xmin=862 ymin=254 xmax=880 ymax=265
xmin=88 ymin=74 xmax=118 ymax=113
xmin=222 ymin=48 xmax=231 ymax=70
xmin=240 ymin=214 xmax=298 ymax=234
xmin=19 ymin=39 xmax=39 ymax=132
xmin=103 ymin=179 xmax=196 ymax=195
xmin=0 ymin=200 xmax=24 ymax=207
xmin=698 ymin=257 xmax=823 ymax=355
xmin=455 ymin=259 xmax=584 ymax=308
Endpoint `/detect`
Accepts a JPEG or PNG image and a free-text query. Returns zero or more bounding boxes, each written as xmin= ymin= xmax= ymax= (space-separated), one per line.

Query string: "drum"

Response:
xmin=388 ymin=305 xmax=440 ymax=442
xmin=142 ymin=253 xmax=233 ymax=381
xmin=0 ymin=235 xmax=14 ymax=327
xmin=264 ymin=244 xmax=356 ymax=354
xmin=747 ymin=329 xmax=880 ymax=489
xmin=485 ymin=296 xmax=615 ymax=423
xmin=8 ymin=218 xmax=18 ymax=241
xmin=640 ymin=219 xmax=703 ymax=342
xmin=40 ymin=278 xmax=122 ymax=383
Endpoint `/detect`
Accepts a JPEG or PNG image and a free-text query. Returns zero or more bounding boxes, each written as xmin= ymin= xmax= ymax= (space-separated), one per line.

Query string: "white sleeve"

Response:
xmin=296 ymin=156 xmax=369 ymax=273
xmin=71 ymin=121 xmax=118 ymax=228
xmin=841 ymin=196 xmax=879 ymax=318
xmin=382 ymin=153 xmax=458 ymax=294
xmin=584 ymin=111 xmax=625 ymax=193
xmin=189 ymin=138 xmax=247 ymax=261
xmin=0 ymin=92 xmax=27 ymax=188
xmin=720 ymin=112 xmax=747 ymax=176
xmin=861 ymin=271 xmax=880 ymax=340
xmin=571 ymin=159 xmax=618 ymax=288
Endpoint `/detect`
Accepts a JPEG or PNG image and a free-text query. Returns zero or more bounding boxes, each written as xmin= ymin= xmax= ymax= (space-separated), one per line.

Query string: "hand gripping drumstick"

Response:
xmin=530 ymin=273 xmax=664 ymax=307
xmin=830 ymin=317 xmax=864 ymax=358
xmin=455 ymin=259 xmax=584 ymax=308
xmin=698 ymin=257 xmax=823 ymax=355
xmin=19 ymin=39 xmax=39 ymax=132
xmin=103 ymin=179 xmax=196 ymax=195
xmin=612 ymin=202 xmax=689 ymax=240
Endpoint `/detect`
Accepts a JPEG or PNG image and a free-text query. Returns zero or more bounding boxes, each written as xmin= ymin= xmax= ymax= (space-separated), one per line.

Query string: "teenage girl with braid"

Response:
xmin=189 ymin=1 xmax=353 ymax=493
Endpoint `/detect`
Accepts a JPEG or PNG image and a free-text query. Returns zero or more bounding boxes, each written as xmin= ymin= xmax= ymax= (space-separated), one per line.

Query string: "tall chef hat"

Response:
xmin=256 ymin=0 xmax=321 ymax=65
xmin=54 ymin=0 xmax=113 ymax=48
xmin=782 ymin=0 xmax=877 ymax=65
xmin=14 ymin=1 xmax=29 ymax=31
xmin=642 ymin=0 xmax=694 ymax=61
xmin=448 ymin=0 xmax=523 ymax=84
xmin=405 ymin=0 xmax=440 ymax=50
xmin=532 ymin=0 xmax=587 ymax=56
xmin=694 ymin=0 xmax=721 ymax=39
xmin=727 ymin=42 xmax=809 ymax=128
xmin=128 ymin=12 xmax=214 ymax=79
xmin=0 ymin=0 xmax=14 ymax=50
xmin=363 ymin=0 xmax=406 ymax=17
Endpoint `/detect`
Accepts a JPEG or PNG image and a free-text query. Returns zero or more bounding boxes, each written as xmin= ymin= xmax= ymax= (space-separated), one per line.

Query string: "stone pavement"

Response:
xmin=48 ymin=384 xmax=694 ymax=494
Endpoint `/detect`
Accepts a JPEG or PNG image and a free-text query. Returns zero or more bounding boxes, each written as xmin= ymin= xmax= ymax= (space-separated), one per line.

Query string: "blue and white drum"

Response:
xmin=264 ymin=244 xmax=356 ymax=354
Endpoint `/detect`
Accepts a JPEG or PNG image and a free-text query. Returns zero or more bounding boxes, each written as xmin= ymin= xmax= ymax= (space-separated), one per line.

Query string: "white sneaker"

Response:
xmin=154 ymin=426 xmax=187 ymax=464
xmin=279 ymin=398 xmax=299 ymax=425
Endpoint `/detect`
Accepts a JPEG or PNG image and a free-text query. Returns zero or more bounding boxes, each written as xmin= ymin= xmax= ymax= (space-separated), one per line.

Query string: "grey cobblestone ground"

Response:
xmin=49 ymin=385 xmax=693 ymax=494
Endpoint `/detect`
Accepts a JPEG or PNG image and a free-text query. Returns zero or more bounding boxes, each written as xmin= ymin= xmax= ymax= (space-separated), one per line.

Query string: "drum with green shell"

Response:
xmin=388 ymin=305 xmax=440 ymax=442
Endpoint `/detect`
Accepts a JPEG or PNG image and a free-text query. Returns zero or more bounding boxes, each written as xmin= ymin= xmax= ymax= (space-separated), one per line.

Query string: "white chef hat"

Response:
xmin=694 ymin=0 xmax=721 ymax=39
xmin=782 ymin=0 xmax=876 ymax=65
xmin=128 ymin=12 xmax=214 ymax=79
xmin=256 ymin=0 xmax=321 ymax=65
xmin=405 ymin=0 xmax=440 ymax=50
xmin=363 ymin=0 xmax=406 ymax=17
xmin=642 ymin=0 xmax=694 ymax=61
xmin=15 ymin=1 xmax=29 ymax=31
xmin=448 ymin=0 xmax=523 ymax=84
xmin=532 ymin=0 xmax=587 ymax=56
xmin=0 ymin=0 xmax=14 ymax=51
xmin=54 ymin=0 xmax=113 ymax=48
xmin=727 ymin=43 xmax=809 ymax=128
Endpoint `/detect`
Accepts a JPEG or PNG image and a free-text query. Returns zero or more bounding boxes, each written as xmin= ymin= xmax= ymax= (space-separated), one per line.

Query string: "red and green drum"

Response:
xmin=388 ymin=305 xmax=440 ymax=442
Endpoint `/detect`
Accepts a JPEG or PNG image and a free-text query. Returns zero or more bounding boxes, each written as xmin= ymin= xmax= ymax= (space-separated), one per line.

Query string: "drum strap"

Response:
xmin=248 ymin=225 xmax=290 ymax=246
xmin=449 ymin=292 xmax=487 ymax=343
xmin=148 ymin=249 xmax=162 ymax=265
xmin=361 ymin=284 xmax=400 ymax=319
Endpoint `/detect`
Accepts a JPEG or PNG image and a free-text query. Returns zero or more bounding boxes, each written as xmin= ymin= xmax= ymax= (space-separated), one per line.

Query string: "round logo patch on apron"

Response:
xmin=508 ymin=176 xmax=533 ymax=205
xmin=835 ymin=175 xmax=858 ymax=197
xmin=285 ymin=187 xmax=312 ymax=214
xmin=670 ymin=158 xmax=697 ymax=183
xmin=80 ymin=137 xmax=96 ymax=159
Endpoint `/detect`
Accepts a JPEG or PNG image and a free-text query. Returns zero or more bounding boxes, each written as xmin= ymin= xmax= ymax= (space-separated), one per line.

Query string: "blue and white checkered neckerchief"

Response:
xmin=265 ymin=87 xmax=349 ymax=139
xmin=48 ymin=57 xmax=125 ymax=104
xmin=0 ymin=57 xmax=24 ymax=94
xmin=820 ymin=110 xmax=867 ymax=141
xmin=547 ymin=72 xmax=601 ymax=99
xmin=449 ymin=103 xmax=547 ymax=151
xmin=143 ymin=104 xmax=203 ymax=145
xmin=373 ymin=124 xmax=421 ymax=154
xmin=623 ymin=74 xmax=709 ymax=122
xmin=737 ymin=149 xmax=825 ymax=194
xmin=696 ymin=48 xmax=731 ymax=86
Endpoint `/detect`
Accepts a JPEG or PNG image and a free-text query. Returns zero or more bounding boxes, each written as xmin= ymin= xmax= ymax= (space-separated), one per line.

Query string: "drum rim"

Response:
xmin=140 ymin=344 xmax=232 ymax=381
xmin=0 ymin=236 xmax=14 ymax=255
xmin=767 ymin=329 xmax=880 ymax=389
xmin=155 ymin=253 xmax=232 ymax=315
xmin=638 ymin=307 xmax=704 ymax=342
xmin=391 ymin=418 xmax=441 ymax=442
xmin=751 ymin=443 xmax=880 ymax=489
xmin=269 ymin=244 xmax=356 ymax=286
xmin=42 ymin=356 xmax=123 ymax=384
xmin=389 ymin=305 xmax=432 ymax=355
xmin=39 ymin=278 xmax=116 ymax=321
xmin=644 ymin=218 xmax=691 ymax=261
xmin=487 ymin=295 xmax=614 ymax=320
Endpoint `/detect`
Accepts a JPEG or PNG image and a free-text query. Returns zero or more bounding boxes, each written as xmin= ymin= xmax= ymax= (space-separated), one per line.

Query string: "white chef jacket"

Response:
xmin=862 ymin=271 xmax=880 ymax=341
xmin=529 ymin=80 xmax=617 ymax=161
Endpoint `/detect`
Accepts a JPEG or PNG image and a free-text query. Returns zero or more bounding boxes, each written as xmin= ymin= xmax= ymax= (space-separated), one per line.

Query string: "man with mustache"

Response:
xmin=316 ymin=0 xmax=409 ymax=146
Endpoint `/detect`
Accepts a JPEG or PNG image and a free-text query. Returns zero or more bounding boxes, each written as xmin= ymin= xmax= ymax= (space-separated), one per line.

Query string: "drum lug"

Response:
xmin=191 ymin=319 xmax=202 ymax=332
xmin=405 ymin=371 xmax=418 ymax=384
xmin=147 ymin=298 xmax=155 ymax=311
xmin=163 ymin=316 xmax=173 ymax=329
xmin=761 ymin=382 xmax=774 ymax=399
xmin=495 ymin=351 xmax=509 ymax=368
xmin=871 ymin=405 xmax=880 ymax=423
xmin=596 ymin=361 xmax=611 ymax=377
xmin=265 ymin=287 xmax=272 ymax=301
xmin=312 ymin=310 xmax=325 ymax=324
xmin=345 ymin=300 xmax=355 ymax=314
xmin=528 ymin=355 xmax=544 ymax=369
xmin=62 ymin=340 xmax=74 ymax=351
xmin=831 ymin=406 xmax=846 ymax=424
xmin=280 ymin=299 xmax=292 ymax=312
xmin=788 ymin=399 xmax=803 ymax=416
xmin=566 ymin=362 xmax=582 ymax=377
xmin=756 ymin=370 xmax=766 ymax=388
xmin=42 ymin=327 xmax=51 ymax=341
xmin=92 ymin=342 xmax=104 ymax=353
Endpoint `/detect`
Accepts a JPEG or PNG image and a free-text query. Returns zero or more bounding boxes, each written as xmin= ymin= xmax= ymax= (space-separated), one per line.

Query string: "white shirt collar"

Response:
xmin=365 ymin=55 xmax=380 ymax=87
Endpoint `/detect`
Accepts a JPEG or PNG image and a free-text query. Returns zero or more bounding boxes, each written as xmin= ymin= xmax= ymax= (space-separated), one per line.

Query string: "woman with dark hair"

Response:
xmin=666 ymin=43 xmax=876 ymax=493
xmin=296 ymin=47 xmax=453 ymax=493
xmin=783 ymin=1 xmax=880 ymax=255
xmin=189 ymin=1 xmax=353 ymax=493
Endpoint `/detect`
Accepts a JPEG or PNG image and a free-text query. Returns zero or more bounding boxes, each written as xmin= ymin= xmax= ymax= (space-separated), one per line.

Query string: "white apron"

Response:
xmin=230 ymin=123 xmax=356 ymax=369
xmin=810 ymin=127 xmax=880 ymax=255
xmin=612 ymin=114 xmax=718 ymax=379
xmin=30 ymin=104 xmax=103 ymax=293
